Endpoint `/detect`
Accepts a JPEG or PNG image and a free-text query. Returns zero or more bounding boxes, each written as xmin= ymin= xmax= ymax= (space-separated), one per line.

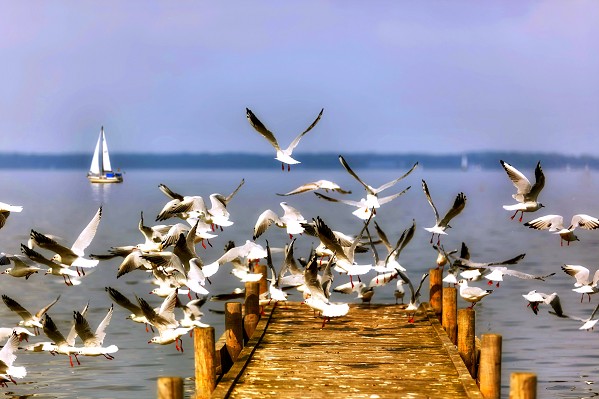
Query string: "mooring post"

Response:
xmin=442 ymin=286 xmax=457 ymax=344
xmin=194 ymin=326 xmax=216 ymax=399
xmin=509 ymin=372 xmax=537 ymax=399
xmin=457 ymin=308 xmax=476 ymax=377
xmin=243 ymin=281 xmax=260 ymax=342
xmin=157 ymin=376 xmax=183 ymax=399
xmin=254 ymin=263 xmax=268 ymax=296
xmin=225 ymin=301 xmax=243 ymax=362
xmin=479 ymin=333 xmax=502 ymax=399
xmin=429 ymin=268 xmax=443 ymax=320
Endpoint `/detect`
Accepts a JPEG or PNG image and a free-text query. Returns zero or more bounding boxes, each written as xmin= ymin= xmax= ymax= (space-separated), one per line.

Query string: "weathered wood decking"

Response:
xmin=211 ymin=301 xmax=484 ymax=398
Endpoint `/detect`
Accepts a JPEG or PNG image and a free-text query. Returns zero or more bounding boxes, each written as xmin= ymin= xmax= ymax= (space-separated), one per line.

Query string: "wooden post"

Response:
xmin=509 ymin=372 xmax=537 ymax=399
xmin=254 ymin=263 xmax=268 ymax=296
xmin=244 ymin=281 xmax=260 ymax=341
xmin=157 ymin=376 xmax=183 ymax=399
xmin=429 ymin=268 xmax=443 ymax=320
xmin=442 ymin=287 xmax=457 ymax=344
xmin=194 ymin=326 xmax=216 ymax=399
xmin=479 ymin=333 xmax=502 ymax=399
xmin=458 ymin=308 xmax=476 ymax=377
xmin=225 ymin=302 xmax=243 ymax=362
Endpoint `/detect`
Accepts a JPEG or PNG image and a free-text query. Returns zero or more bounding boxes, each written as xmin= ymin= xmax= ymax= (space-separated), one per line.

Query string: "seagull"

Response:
xmin=561 ymin=264 xmax=599 ymax=302
xmin=422 ymin=180 xmax=467 ymax=245
xmin=0 ymin=331 xmax=27 ymax=387
xmin=371 ymin=219 xmax=416 ymax=274
xmin=524 ymin=214 xmax=599 ymax=246
xmin=21 ymin=244 xmax=81 ymax=286
xmin=178 ymin=297 xmax=209 ymax=329
xmin=138 ymin=290 xmax=187 ymax=350
xmin=456 ymin=279 xmax=493 ymax=308
xmin=155 ymin=183 xmax=208 ymax=222
xmin=481 ymin=267 xmax=555 ymax=287
xmin=263 ymin=240 xmax=288 ymax=305
xmin=28 ymin=205 xmax=102 ymax=275
xmin=277 ymin=180 xmax=352 ymax=196
xmin=500 ymin=160 xmax=545 ymax=222
xmin=397 ymin=270 xmax=429 ymax=322
xmin=315 ymin=189 xmax=410 ymax=220
xmin=253 ymin=202 xmax=307 ymax=240
xmin=302 ymin=253 xmax=349 ymax=328
xmin=0 ymin=327 xmax=35 ymax=342
xmin=1 ymin=294 xmax=60 ymax=335
xmin=246 ymin=107 xmax=324 ymax=171
xmin=567 ymin=303 xmax=599 ymax=330
xmin=105 ymin=287 xmax=154 ymax=332
xmin=40 ymin=313 xmax=82 ymax=367
xmin=394 ymin=279 xmax=406 ymax=304
xmin=338 ymin=155 xmax=418 ymax=208
xmin=313 ymin=215 xmax=373 ymax=287
xmin=0 ymin=252 xmax=41 ymax=279
xmin=203 ymin=240 xmax=267 ymax=278
xmin=0 ymin=202 xmax=23 ymax=230
xmin=522 ymin=290 xmax=565 ymax=317
xmin=73 ymin=305 xmax=118 ymax=360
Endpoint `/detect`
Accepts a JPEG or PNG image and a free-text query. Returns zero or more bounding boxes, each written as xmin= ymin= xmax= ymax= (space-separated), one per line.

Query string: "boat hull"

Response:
xmin=87 ymin=173 xmax=123 ymax=184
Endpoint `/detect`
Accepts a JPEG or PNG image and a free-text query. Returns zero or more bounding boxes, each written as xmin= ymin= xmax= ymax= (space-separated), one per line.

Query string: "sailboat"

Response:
xmin=87 ymin=126 xmax=123 ymax=183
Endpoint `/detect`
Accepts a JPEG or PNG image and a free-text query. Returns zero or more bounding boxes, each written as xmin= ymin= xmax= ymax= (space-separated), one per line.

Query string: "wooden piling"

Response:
xmin=157 ymin=376 xmax=183 ymax=399
xmin=225 ymin=302 xmax=243 ymax=362
xmin=254 ymin=264 xmax=268 ymax=296
xmin=194 ymin=326 xmax=216 ymax=399
xmin=429 ymin=268 xmax=443 ymax=319
xmin=243 ymin=281 xmax=261 ymax=341
xmin=479 ymin=333 xmax=502 ymax=399
xmin=442 ymin=287 xmax=457 ymax=344
xmin=457 ymin=308 xmax=476 ymax=377
xmin=509 ymin=372 xmax=537 ymax=399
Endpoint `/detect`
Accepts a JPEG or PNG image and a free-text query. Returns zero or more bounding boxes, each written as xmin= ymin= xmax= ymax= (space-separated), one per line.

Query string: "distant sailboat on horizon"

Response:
xmin=461 ymin=154 xmax=468 ymax=171
xmin=87 ymin=126 xmax=123 ymax=183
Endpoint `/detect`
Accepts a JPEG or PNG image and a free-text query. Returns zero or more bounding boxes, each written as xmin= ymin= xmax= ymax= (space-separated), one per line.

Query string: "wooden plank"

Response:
xmin=210 ymin=302 xmax=483 ymax=399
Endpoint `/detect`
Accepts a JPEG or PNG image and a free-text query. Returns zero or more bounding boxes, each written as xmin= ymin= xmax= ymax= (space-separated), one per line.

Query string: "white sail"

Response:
xmin=89 ymin=131 xmax=102 ymax=175
xmin=101 ymin=127 xmax=113 ymax=172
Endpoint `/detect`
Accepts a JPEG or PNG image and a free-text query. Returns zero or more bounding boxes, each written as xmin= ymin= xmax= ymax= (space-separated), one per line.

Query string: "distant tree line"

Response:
xmin=1 ymin=152 xmax=598 ymax=170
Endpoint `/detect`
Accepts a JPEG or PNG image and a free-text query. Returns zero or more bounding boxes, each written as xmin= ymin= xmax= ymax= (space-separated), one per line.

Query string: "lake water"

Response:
xmin=1 ymin=165 xmax=599 ymax=398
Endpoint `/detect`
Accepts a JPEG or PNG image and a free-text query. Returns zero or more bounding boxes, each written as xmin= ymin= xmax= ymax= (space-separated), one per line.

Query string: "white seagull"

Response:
xmin=500 ymin=160 xmax=545 ymax=222
xmin=246 ymin=107 xmax=324 ymax=171
xmin=456 ymin=279 xmax=493 ymax=308
xmin=28 ymin=205 xmax=102 ymax=275
xmin=277 ymin=180 xmax=352 ymax=196
xmin=397 ymin=270 xmax=429 ymax=323
xmin=253 ymin=202 xmax=307 ymax=240
xmin=524 ymin=214 xmax=599 ymax=246
xmin=422 ymin=180 xmax=467 ymax=245
xmin=1 ymin=294 xmax=60 ymax=335
xmin=0 ymin=331 xmax=27 ymax=387
xmin=73 ymin=305 xmax=119 ymax=360
xmin=0 ymin=252 xmax=41 ymax=279
xmin=522 ymin=290 xmax=565 ymax=317
xmin=561 ymin=264 xmax=599 ymax=302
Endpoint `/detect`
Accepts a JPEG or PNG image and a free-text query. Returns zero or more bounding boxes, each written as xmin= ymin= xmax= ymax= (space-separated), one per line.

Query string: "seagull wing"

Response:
xmin=1 ymin=295 xmax=33 ymax=321
xmin=159 ymin=183 xmax=185 ymax=201
xmin=253 ymin=209 xmax=280 ymax=240
xmin=339 ymin=155 xmax=374 ymax=194
xmin=372 ymin=162 xmax=418 ymax=194
xmin=526 ymin=161 xmax=545 ymax=201
xmin=500 ymin=160 xmax=532 ymax=202
xmin=285 ymin=108 xmax=324 ymax=152
xmin=35 ymin=295 xmax=61 ymax=319
xmin=570 ymin=214 xmax=599 ymax=230
xmin=524 ymin=214 xmax=564 ymax=231
xmin=438 ymin=192 xmax=467 ymax=228
xmin=421 ymin=180 xmax=440 ymax=224
xmin=246 ymin=108 xmax=280 ymax=150
xmin=71 ymin=206 xmax=102 ymax=256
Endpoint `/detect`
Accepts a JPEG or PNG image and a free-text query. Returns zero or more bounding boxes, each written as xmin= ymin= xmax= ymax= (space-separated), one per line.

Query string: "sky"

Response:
xmin=1 ymin=1 xmax=598 ymax=155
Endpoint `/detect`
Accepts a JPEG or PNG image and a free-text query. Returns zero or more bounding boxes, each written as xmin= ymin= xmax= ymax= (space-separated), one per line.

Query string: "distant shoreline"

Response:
xmin=1 ymin=151 xmax=597 ymax=170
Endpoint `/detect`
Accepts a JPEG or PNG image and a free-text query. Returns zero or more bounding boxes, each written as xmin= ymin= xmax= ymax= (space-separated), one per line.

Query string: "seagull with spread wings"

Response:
xmin=500 ymin=160 xmax=545 ymax=222
xmin=422 ymin=180 xmax=467 ymax=245
xmin=246 ymin=107 xmax=324 ymax=171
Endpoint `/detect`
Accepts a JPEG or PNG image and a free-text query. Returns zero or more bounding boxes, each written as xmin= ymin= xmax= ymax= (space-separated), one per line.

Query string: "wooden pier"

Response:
xmin=210 ymin=301 xmax=483 ymax=399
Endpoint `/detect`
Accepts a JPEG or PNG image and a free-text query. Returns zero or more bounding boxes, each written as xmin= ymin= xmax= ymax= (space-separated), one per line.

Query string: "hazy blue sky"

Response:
xmin=1 ymin=1 xmax=598 ymax=155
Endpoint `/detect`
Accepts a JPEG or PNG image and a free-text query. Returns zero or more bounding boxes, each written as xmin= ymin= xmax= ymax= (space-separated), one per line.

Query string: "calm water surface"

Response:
xmin=1 ymin=166 xmax=599 ymax=398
